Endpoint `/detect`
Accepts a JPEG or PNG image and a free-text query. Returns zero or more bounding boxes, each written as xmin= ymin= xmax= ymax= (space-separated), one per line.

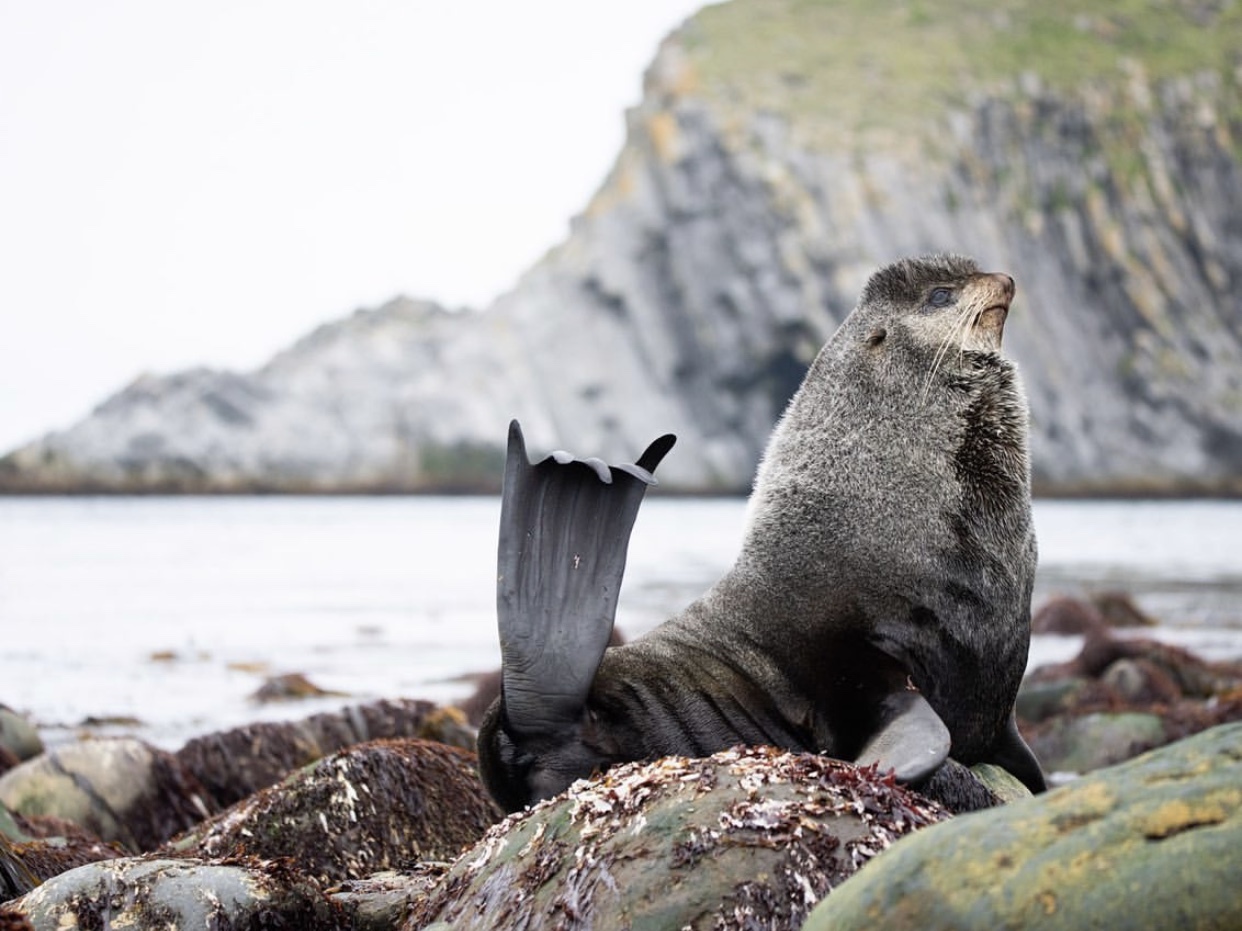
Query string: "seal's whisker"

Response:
xmin=920 ymin=303 xmax=976 ymax=403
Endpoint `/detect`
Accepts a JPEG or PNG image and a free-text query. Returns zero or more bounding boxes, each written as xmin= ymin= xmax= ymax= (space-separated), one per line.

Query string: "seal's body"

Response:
xmin=479 ymin=255 xmax=1045 ymax=812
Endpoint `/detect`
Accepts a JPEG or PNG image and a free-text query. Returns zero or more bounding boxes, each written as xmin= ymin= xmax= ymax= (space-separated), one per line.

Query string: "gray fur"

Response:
xmin=479 ymin=254 xmax=1045 ymax=811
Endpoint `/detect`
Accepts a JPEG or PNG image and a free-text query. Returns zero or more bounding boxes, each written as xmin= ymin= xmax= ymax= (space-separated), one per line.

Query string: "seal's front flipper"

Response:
xmin=854 ymin=689 xmax=951 ymax=784
xmin=495 ymin=420 xmax=676 ymax=740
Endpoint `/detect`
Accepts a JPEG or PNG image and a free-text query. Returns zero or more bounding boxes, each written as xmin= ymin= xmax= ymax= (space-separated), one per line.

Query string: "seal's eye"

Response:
xmin=928 ymin=287 xmax=953 ymax=307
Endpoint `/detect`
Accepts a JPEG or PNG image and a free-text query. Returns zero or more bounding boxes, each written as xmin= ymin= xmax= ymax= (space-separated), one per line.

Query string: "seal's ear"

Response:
xmin=866 ymin=327 xmax=887 ymax=347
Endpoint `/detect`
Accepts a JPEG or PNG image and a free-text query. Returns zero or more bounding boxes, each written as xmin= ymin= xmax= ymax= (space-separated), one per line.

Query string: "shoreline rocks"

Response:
xmin=1017 ymin=606 xmax=1242 ymax=779
xmin=1 ymin=591 xmax=1239 ymax=927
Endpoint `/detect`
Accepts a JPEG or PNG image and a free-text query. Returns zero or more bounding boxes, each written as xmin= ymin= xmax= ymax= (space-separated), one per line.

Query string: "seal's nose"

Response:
xmin=994 ymin=273 xmax=1016 ymax=300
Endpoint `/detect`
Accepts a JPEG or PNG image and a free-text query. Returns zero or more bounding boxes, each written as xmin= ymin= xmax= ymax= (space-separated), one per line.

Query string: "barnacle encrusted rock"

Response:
xmin=175 ymin=696 xmax=452 ymax=807
xmin=406 ymin=745 xmax=951 ymax=930
xmin=165 ymin=738 xmax=500 ymax=883
xmin=804 ymin=722 xmax=1242 ymax=931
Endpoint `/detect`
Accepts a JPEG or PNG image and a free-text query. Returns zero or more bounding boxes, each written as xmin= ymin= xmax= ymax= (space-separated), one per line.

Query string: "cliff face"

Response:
xmin=4 ymin=0 xmax=1241 ymax=494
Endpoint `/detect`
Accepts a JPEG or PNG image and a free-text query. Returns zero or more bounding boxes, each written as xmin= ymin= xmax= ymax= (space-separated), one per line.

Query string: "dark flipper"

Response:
xmin=854 ymin=689 xmax=952 ymax=784
xmin=990 ymin=711 xmax=1047 ymax=793
xmin=495 ymin=420 xmax=675 ymax=741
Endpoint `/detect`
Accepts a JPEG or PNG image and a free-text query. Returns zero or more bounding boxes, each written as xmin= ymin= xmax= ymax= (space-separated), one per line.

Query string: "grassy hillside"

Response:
xmin=679 ymin=0 xmax=1242 ymax=145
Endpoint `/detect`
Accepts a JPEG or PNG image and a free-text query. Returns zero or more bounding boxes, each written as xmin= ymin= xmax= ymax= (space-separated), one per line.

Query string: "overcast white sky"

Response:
xmin=0 ymin=1 xmax=709 ymax=452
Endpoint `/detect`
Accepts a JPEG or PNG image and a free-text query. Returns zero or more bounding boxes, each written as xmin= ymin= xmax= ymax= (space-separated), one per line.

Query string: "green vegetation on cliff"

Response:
xmin=683 ymin=0 xmax=1242 ymax=145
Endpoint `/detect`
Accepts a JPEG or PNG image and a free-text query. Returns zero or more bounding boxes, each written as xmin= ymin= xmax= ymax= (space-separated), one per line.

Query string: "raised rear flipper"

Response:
xmin=854 ymin=688 xmax=952 ymax=784
xmin=495 ymin=420 xmax=676 ymax=741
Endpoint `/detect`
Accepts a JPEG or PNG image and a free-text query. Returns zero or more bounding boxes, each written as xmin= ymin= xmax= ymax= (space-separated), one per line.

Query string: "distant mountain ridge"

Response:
xmin=4 ymin=0 xmax=1241 ymax=494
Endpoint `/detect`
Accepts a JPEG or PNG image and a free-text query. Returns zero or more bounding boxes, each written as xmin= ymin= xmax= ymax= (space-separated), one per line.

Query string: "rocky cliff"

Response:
xmin=3 ymin=0 xmax=1241 ymax=494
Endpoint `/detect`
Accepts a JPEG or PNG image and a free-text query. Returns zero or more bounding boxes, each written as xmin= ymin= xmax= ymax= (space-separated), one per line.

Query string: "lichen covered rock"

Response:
xmin=407 ymin=746 xmax=951 ymax=930
xmin=804 ymin=722 xmax=1242 ymax=931
xmin=166 ymin=738 xmax=499 ymax=883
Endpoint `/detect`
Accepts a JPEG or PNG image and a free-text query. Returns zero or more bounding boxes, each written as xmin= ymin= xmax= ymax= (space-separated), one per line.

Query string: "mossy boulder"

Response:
xmin=804 ymin=722 xmax=1242 ymax=931
xmin=0 ymin=739 xmax=215 ymax=853
xmin=406 ymin=746 xmax=952 ymax=930
xmin=1 ymin=857 xmax=336 ymax=930
xmin=165 ymin=738 xmax=500 ymax=883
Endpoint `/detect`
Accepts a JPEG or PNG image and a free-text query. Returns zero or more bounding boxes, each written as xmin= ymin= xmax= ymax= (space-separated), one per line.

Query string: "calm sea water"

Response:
xmin=1 ymin=496 xmax=1240 ymax=749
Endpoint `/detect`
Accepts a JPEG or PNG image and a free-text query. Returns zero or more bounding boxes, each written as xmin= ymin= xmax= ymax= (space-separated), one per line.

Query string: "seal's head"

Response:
xmin=849 ymin=253 xmax=1016 ymax=368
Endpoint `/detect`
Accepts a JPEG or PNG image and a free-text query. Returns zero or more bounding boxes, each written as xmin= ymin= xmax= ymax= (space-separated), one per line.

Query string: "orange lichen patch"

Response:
xmin=1139 ymin=793 xmax=1236 ymax=840
xmin=1038 ymin=890 xmax=1058 ymax=915
xmin=1041 ymin=781 xmax=1119 ymax=835
xmin=646 ymin=111 xmax=681 ymax=163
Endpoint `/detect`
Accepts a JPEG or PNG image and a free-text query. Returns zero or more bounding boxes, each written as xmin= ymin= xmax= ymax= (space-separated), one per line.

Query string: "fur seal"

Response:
xmin=479 ymin=254 xmax=1045 ymax=812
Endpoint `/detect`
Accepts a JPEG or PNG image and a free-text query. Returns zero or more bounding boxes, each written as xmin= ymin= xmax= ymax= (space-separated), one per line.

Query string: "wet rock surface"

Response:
xmin=1017 ymin=624 xmax=1242 ymax=776
xmin=804 ymin=722 xmax=1242 ymax=931
xmin=165 ymin=738 xmax=500 ymax=884
xmin=0 ymin=738 xmax=216 ymax=853
xmin=406 ymin=746 xmax=952 ymax=931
